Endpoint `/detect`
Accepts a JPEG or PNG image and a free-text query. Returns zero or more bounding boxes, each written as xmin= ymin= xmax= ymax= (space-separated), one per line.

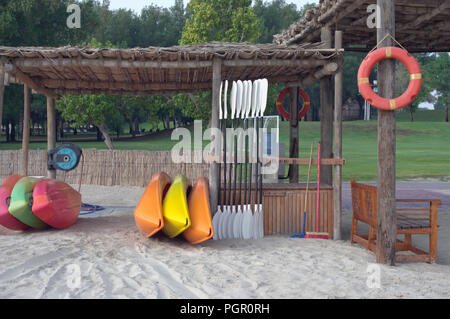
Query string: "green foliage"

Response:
xmin=253 ymin=0 xmax=311 ymax=43
xmin=56 ymin=94 xmax=118 ymax=129
xmin=426 ymin=53 xmax=450 ymax=109
xmin=180 ymin=0 xmax=260 ymax=44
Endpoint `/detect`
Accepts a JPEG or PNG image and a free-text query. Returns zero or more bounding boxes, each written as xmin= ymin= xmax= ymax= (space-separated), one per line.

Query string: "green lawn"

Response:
xmin=281 ymin=120 xmax=450 ymax=182
xmin=1 ymin=113 xmax=449 ymax=182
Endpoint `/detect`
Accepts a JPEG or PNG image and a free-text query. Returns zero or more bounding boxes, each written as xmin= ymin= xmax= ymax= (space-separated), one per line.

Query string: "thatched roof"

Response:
xmin=274 ymin=0 xmax=450 ymax=52
xmin=0 ymin=42 xmax=343 ymax=98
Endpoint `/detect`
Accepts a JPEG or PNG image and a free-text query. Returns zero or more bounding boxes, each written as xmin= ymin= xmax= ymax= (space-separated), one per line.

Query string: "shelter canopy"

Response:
xmin=274 ymin=0 xmax=450 ymax=52
xmin=0 ymin=42 xmax=343 ymax=98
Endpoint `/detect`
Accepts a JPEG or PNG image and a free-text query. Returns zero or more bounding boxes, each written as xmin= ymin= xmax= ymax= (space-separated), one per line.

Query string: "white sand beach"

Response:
xmin=0 ymin=184 xmax=449 ymax=299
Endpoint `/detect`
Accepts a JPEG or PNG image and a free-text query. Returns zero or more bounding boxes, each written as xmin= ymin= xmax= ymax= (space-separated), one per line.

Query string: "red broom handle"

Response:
xmin=316 ymin=143 xmax=320 ymax=233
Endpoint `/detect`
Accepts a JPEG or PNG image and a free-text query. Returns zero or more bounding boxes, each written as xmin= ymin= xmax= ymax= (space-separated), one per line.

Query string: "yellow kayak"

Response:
xmin=162 ymin=175 xmax=191 ymax=238
xmin=183 ymin=177 xmax=214 ymax=244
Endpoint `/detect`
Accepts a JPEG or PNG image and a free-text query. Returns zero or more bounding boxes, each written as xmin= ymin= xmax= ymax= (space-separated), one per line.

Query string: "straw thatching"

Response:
xmin=274 ymin=0 xmax=450 ymax=52
xmin=0 ymin=41 xmax=343 ymax=98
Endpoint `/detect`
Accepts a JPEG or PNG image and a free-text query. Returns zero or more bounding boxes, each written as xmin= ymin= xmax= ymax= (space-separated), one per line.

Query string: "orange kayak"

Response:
xmin=183 ymin=177 xmax=214 ymax=244
xmin=134 ymin=172 xmax=171 ymax=237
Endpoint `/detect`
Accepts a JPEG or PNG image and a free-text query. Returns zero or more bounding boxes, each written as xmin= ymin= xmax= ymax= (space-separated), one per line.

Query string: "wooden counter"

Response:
xmin=219 ymin=182 xmax=334 ymax=238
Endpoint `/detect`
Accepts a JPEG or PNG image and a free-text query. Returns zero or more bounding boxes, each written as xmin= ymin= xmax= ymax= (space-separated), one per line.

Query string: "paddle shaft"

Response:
xmin=233 ymin=118 xmax=239 ymax=207
xmin=238 ymin=118 xmax=244 ymax=210
xmin=243 ymin=119 xmax=248 ymax=207
xmin=223 ymin=118 xmax=227 ymax=209
xmin=228 ymin=120 xmax=234 ymax=207
xmin=254 ymin=116 xmax=259 ymax=211
xmin=218 ymin=119 xmax=222 ymax=207
xmin=259 ymin=116 xmax=264 ymax=206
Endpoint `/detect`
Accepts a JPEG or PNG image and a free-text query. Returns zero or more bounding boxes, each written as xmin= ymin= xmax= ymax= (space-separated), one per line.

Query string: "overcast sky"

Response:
xmin=109 ymin=0 xmax=319 ymax=12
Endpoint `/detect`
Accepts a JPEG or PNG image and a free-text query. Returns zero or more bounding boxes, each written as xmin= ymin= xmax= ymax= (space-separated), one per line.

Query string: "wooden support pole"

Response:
xmin=209 ymin=57 xmax=222 ymax=214
xmin=21 ymin=85 xmax=31 ymax=176
xmin=320 ymin=27 xmax=333 ymax=186
xmin=47 ymin=96 xmax=56 ymax=179
xmin=0 ymin=70 xmax=4 ymax=138
xmin=289 ymin=87 xmax=299 ymax=183
xmin=333 ymin=30 xmax=343 ymax=240
xmin=376 ymin=0 xmax=396 ymax=266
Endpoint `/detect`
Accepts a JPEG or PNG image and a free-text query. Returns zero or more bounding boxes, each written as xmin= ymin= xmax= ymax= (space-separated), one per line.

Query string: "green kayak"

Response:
xmin=9 ymin=177 xmax=48 ymax=229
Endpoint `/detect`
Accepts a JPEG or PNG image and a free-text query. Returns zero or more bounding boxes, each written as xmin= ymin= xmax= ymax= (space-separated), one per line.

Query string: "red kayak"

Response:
xmin=0 ymin=175 xmax=30 ymax=231
xmin=32 ymin=179 xmax=81 ymax=229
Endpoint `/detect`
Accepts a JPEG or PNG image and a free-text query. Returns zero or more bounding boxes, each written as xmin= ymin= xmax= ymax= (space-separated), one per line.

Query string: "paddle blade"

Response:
xmin=251 ymin=80 xmax=258 ymax=118
xmin=212 ymin=208 xmax=221 ymax=240
xmin=245 ymin=80 xmax=252 ymax=117
xmin=260 ymin=79 xmax=268 ymax=116
xmin=224 ymin=80 xmax=228 ymax=119
xmin=219 ymin=81 xmax=223 ymax=120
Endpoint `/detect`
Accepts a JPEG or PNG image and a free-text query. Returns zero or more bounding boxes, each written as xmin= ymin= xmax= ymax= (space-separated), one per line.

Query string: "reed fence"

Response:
xmin=0 ymin=149 xmax=210 ymax=187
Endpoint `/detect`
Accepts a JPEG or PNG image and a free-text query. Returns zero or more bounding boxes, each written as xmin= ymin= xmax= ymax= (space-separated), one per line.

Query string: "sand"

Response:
xmin=0 ymin=184 xmax=449 ymax=299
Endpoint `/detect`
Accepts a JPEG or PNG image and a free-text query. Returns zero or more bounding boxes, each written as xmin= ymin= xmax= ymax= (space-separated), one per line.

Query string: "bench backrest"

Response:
xmin=350 ymin=180 xmax=378 ymax=227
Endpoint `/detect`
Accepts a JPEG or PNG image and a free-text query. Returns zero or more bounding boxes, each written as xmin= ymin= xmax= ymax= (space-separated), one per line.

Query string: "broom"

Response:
xmin=305 ymin=142 xmax=329 ymax=240
xmin=290 ymin=142 xmax=314 ymax=239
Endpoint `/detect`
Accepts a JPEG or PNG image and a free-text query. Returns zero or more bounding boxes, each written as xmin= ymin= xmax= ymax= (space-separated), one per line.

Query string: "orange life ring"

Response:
xmin=358 ymin=47 xmax=422 ymax=111
xmin=276 ymin=88 xmax=310 ymax=120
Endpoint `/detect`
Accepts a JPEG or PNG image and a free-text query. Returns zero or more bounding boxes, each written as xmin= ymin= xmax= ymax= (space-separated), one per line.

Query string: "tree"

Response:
xmin=253 ymin=0 xmax=302 ymax=43
xmin=180 ymin=0 xmax=260 ymax=45
xmin=427 ymin=53 xmax=450 ymax=122
xmin=56 ymin=94 xmax=118 ymax=149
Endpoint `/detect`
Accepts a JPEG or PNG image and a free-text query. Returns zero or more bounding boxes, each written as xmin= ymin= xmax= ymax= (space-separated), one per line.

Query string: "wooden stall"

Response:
xmin=0 ymin=42 xmax=345 ymax=239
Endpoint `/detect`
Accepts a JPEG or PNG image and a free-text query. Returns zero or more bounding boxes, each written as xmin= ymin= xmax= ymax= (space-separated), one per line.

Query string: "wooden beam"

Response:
xmin=13 ymin=54 xmax=342 ymax=70
xmin=54 ymin=88 xmax=212 ymax=96
xmin=320 ymin=27 xmax=334 ymax=186
xmin=5 ymin=63 xmax=59 ymax=99
xmin=398 ymin=0 xmax=450 ymax=31
xmin=333 ymin=30 xmax=343 ymax=241
xmin=21 ymin=85 xmax=31 ymax=176
xmin=376 ymin=0 xmax=396 ymax=266
xmin=289 ymin=87 xmax=299 ymax=183
xmin=47 ymin=97 xmax=56 ymax=179
xmin=265 ymin=157 xmax=345 ymax=166
xmin=285 ymin=62 xmax=340 ymax=87
xmin=42 ymin=79 xmax=213 ymax=91
xmin=209 ymin=57 xmax=222 ymax=215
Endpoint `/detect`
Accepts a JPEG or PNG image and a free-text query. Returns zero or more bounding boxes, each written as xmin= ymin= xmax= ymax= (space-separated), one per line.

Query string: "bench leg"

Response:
xmin=368 ymin=226 xmax=376 ymax=250
xmin=351 ymin=217 xmax=358 ymax=244
xmin=430 ymin=230 xmax=437 ymax=264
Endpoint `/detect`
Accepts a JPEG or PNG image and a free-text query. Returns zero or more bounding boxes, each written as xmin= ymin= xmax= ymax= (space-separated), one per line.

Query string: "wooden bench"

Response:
xmin=350 ymin=180 xmax=442 ymax=263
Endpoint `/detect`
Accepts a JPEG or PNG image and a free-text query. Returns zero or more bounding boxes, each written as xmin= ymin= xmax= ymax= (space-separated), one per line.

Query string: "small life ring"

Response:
xmin=358 ymin=47 xmax=422 ymax=111
xmin=276 ymin=88 xmax=311 ymax=120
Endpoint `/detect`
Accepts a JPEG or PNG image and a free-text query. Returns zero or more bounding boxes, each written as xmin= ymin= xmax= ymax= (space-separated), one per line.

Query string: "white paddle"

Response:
xmin=252 ymin=80 xmax=262 ymax=239
xmin=219 ymin=80 xmax=232 ymax=239
xmin=242 ymin=80 xmax=254 ymax=239
xmin=233 ymin=80 xmax=248 ymax=239
xmin=223 ymin=81 xmax=237 ymax=239
xmin=212 ymin=81 xmax=223 ymax=240
xmin=257 ymin=79 xmax=269 ymax=239
xmin=229 ymin=80 xmax=243 ymax=238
